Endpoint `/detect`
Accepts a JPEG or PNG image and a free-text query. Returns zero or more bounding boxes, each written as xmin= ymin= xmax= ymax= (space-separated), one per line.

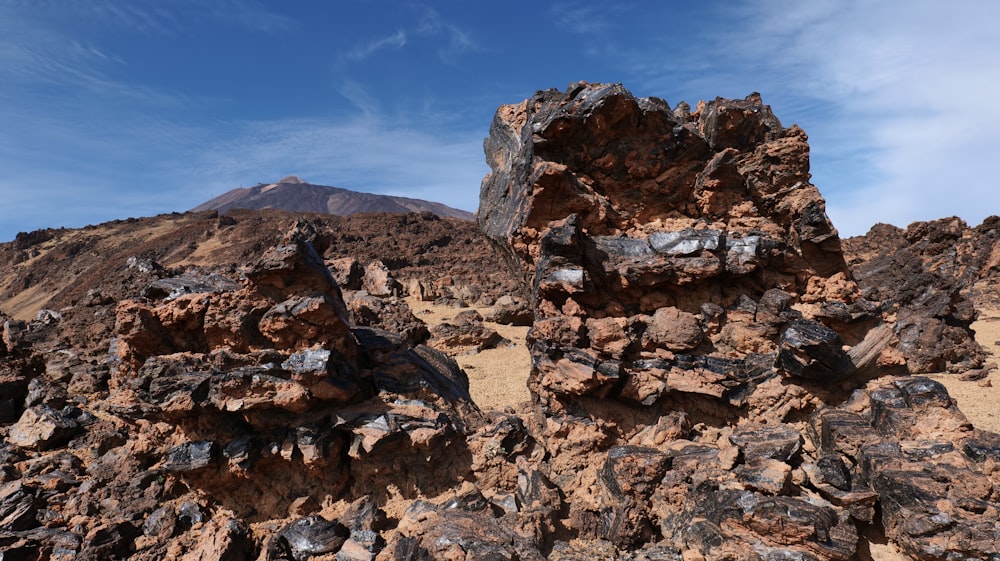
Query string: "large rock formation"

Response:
xmin=479 ymin=81 xmax=880 ymax=415
xmin=478 ymin=82 xmax=1000 ymax=560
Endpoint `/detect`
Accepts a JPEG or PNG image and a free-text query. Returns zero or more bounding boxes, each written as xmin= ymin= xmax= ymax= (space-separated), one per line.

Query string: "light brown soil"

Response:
xmin=929 ymin=307 xmax=1000 ymax=434
xmin=406 ymin=297 xmax=532 ymax=411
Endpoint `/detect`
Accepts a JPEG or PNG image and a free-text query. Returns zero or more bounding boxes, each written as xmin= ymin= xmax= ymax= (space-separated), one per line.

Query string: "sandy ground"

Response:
xmin=929 ymin=307 xmax=1000 ymax=434
xmin=406 ymin=297 xmax=532 ymax=411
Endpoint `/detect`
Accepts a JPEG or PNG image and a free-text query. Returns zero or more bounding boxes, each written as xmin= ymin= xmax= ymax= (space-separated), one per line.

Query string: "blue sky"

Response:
xmin=2 ymin=1 xmax=999 ymax=242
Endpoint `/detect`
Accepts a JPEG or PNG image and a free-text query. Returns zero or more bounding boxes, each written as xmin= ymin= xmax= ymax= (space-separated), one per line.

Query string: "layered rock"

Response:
xmin=1 ymin=225 xmax=485 ymax=559
xmin=478 ymin=82 xmax=1000 ymax=560
xmin=479 ymin=82 xmax=879 ymax=416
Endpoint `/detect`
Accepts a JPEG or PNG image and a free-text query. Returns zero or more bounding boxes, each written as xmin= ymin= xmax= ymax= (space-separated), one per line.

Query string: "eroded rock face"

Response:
xmin=479 ymin=82 xmax=871 ymax=415
xmin=3 ymin=83 xmax=999 ymax=561
xmin=478 ymin=82 xmax=1000 ymax=561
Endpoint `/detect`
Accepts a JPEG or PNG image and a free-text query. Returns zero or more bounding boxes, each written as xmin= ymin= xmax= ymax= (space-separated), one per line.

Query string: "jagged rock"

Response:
xmin=142 ymin=271 xmax=240 ymax=301
xmin=478 ymin=82 xmax=867 ymax=415
xmin=0 ymin=527 xmax=81 ymax=560
xmin=484 ymin=294 xmax=533 ymax=326
xmin=346 ymin=294 xmax=429 ymax=347
xmin=329 ymin=257 xmax=364 ymax=291
xmin=269 ymin=515 xmax=349 ymax=561
xmin=801 ymin=377 xmax=1000 ymax=560
xmin=591 ymin=446 xmax=672 ymax=547
xmin=362 ymin=260 xmax=401 ymax=297
xmin=281 ymin=347 xmax=358 ymax=401
xmin=844 ymin=218 xmax=989 ymax=372
xmin=179 ymin=516 xmax=254 ymax=561
xmin=0 ymin=357 xmax=37 ymax=424
xmin=6 ymin=405 xmax=78 ymax=451
xmin=335 ymin=496 xmax=386 ymax=561
xmin=259 ymin=294 xmax=354 ymax=351
xmin=729 ymin=424 xmax=802 ymax=463
xmin=77 ymin=521 xmax=141 ymax=561
xmin=0 ymin=480 xmax=40 ymax=531
xmin=383 ymin=499 xmax=545 ymax=561
xmin=162 ymin=441 xmax=216 ymax=473
xmin=776 ymin=319 xmax=851 ymax=380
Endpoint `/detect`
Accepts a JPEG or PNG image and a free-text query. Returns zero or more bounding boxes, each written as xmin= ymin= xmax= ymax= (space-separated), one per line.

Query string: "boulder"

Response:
xmin=329 ymin=256 xmax=364 ymax=290
xmin=362 ymin=260 xmax=402 ymax=297
xmin=6 ymin=405 xmax=78 ymax=451
xmin=346 ymin=293 xmax=430 ymax=347
xmin=428 ymin=310 xmax=507 ymax=354
xmin=483 ymin=294 xmax=533 ymax=326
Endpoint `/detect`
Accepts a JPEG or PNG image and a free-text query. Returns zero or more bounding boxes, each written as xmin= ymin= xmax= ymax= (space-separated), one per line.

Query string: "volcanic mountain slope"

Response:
xmin=0 ymin=208 xmax=513 ymax=322
xmin=191 ymin=175 xmax=475 ymax=220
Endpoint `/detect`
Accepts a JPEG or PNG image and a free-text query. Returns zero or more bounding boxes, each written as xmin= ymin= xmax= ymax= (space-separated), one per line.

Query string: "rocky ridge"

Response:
xmin=1 ymin=82 xmax=999 ymax=560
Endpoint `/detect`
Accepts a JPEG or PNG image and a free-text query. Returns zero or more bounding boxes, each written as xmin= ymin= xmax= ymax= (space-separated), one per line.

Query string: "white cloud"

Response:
xmin=548 ymin=2 xmax=619 ymax=35
xmin=628 ymin=0 xmax=1000 ymax=235
xmin=413 ymin=5 xmax=477 ymax=59
xmin=342 ymin=30 xmax=408 ymax=62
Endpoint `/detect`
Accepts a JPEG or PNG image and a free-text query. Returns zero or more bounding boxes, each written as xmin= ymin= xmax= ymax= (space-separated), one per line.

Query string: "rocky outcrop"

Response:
xmin=0 ymin=225 xmax=485 ymax=559
xmin=3 ymin=82 xmax=999 ymax=561
xmin=479 ymin=82 xmax=879 ymax=415
xmin=844 ymin=216 xmax=998 ymax=372
xmin=478 ymin=82 xmax=1000 ymax=560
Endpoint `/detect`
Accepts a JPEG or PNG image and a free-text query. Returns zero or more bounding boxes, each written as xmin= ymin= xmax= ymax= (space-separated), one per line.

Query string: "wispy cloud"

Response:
xmin=622 ymin=0 xmax=1000 ymax=235
xmin=744 ymin=1 xmax=1000 ymax=234
xmin=548 ymin=2 xmax=621 ymax=36
xmin=57 ymin=0 xmax=296 ymax=37
xmin=337 ymin=4 xmax=477 ymax=67
xmin=342 ymin=30 xmax=408 ymax=62
xmin=413 ymin=5 xmax=477 ymax=61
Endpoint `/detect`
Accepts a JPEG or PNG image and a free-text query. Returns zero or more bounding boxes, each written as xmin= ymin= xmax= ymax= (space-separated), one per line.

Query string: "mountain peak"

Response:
xmin=191 ymin=178 xmax=474 ymax=220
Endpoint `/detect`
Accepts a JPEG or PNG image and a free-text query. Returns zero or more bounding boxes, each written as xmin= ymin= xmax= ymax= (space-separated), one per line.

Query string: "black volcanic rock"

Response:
xmin=191 ymin=176 xmax=474 ymax=220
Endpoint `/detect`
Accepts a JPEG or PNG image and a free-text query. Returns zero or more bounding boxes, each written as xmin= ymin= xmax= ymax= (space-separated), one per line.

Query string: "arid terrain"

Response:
xmin=2 ymin=82 xmax=999 ymax=560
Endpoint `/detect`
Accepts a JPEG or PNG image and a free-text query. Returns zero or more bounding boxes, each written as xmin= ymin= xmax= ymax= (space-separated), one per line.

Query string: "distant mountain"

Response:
xmin=191 ymin=176 xmax=475 ymax=220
